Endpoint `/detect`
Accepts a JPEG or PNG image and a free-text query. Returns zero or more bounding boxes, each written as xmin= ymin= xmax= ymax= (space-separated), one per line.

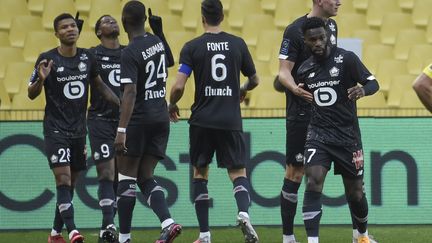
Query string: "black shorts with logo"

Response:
xmin=125 ymin=121 xmax=169 ymax=159
xmin=88 ymin=119 xmax=117 ymax=164
xmin=304 ymin=139 xmax=365 ymax=178
xmin=189 ymin=125 xmax=246 ymax=169
xmin=44 ymin=135 xmax=87 ymax=171
xmin=286 ymin=120 xmax=309 ymax=166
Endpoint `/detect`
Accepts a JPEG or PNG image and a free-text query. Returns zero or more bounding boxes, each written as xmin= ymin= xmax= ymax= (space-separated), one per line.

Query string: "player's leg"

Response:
xmin=281 ymin=121 xmax=307 ymax=243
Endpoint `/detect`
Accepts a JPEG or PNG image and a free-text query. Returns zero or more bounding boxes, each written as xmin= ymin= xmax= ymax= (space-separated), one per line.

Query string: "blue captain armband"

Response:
xmin=178 ymin=63 xmax=192 ymax=76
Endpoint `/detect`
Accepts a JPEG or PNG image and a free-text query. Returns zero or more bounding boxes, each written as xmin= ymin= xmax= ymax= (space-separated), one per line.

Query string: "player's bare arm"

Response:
xmin=279 ymin=59 xmax=313 ymax=102
xmin=348 ymin=79 xmax=379 ymax=101
xmin=413 ymin=73 xmax=432 ymax=112
xmin=114 ymin=83 xmax=136 ymax=153
xmin=168 ymin=72 xmax=188 ymax=122
xmin=240 ymin=74 xmax=259 ymax=102
xmin=92 ymin=75 xmax=120 ymax=106
xmin=28 ymin=59 xmax=53 ymax=100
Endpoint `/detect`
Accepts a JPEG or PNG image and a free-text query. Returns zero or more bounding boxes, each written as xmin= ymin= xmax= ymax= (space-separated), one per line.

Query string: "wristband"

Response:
xmin=117 ymin=127 xmax=126 ymax=133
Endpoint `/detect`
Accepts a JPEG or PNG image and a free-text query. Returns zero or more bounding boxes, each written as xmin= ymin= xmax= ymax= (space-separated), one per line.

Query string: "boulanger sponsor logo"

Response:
xmin=57 ymin=74 xmax=88 ymax=82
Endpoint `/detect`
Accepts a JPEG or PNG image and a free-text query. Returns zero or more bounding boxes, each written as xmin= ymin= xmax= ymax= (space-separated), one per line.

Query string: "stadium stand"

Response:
xmin=334 ymin=13 xmax=367 ymax=38
xmin=375 ymin=59 xmax=408 ymax=95
xmin=168 ymin=0 xmax=184 ymax=13
xmin=352 ymin=29 xmax=381 ymax=46
xmin=181 ymin=0 xmax=202 ymax=30
xmin=362 ymin=44 xmax=394 ymax=74
xmin=398 ymin=0 xmax=415 ymax=10
xmin=0 ymin=81 xmax=11 ymax=110
xmin=42 ymin=0 xmax=76 ymax=30
xmin=27 ymin=0 xmax=45 ymax=14
xmin=256 ymin=30 xmax=282 ymax=62
xmin=407 ymin=44 xmax=432 ymax=75
xmin=380 ymin=13 xmax=414 ymax=45
xmin=242 ymin=14 xmax=275 ymax=47
xmin=274 ymin=0 xmax=308 ymax=29
xmin=366 ymin=0 xmax=402 ymax=27
xmin=22 ymin=31 xmax=58 ymax=63
xmin=0 ymin=47 xmax=24 ymax=80
xmin=260 ymin=0 xmax=278 ymax=13
xmin=427 ymin=17 xmax=432 ymax=43
xmin=75 ymin=0 xmax=92 ymax=14
xmin=228 ymin=0 xmax=262 ymax=29
xmin=9 ymin=16 xmax=43 ymax=48
xmin=0 ymin=0 xmax=30 ymax=30
xmin=353 ymin=0 xmax=369 ymax=11
xmin=88 ymin=0 xmax=121 ymax=30
xmin=393 ymin=29 xmax=426 ymax=60
xmin=0 ymin=32 xmax=9 ymax=47
xmin=387 ymin=74 xmax=417 ymax=108
xmin=2 ymin=62 xmax=33 ymax=97
xmin=411 ymin=0 xmax=430 ymax=27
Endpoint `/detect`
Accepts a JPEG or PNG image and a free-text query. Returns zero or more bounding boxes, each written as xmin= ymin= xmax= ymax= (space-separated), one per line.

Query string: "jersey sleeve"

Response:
xmin=278 ymin=25 xmax=303 ymax=62
xmin=240 ymin=38 xmax=256 ymax=77
xmin=179 ymin=42 xmax=193 ymax=68
xmin=346 ymin=52 xmax=376 ymax=85
xmin=423 ymin=63 xmax=432 ymax=79
xmin=120 ymin=48 xmax=138 ymax=84
xmin=29 ymin=53 xmax=46 ymax=85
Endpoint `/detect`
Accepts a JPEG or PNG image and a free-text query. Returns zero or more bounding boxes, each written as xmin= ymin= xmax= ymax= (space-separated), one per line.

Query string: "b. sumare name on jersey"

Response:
xmin=141 ymin=42 xmax=165 ymax=60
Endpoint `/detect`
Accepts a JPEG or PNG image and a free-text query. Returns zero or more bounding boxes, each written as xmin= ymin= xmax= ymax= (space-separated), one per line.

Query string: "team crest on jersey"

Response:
xmin=334 ymin=55 xmax=343 ymax=64
xmin=328 ymin=22 xmax=336 ymax=32
xmin=80 ymin=53 xmax=88 ymax=60
xmin=295 ymin=153 xmax=304 ymax=163
xmin=94 ymin=152 xmax=100 ymax=160
xmin=329 ymin=67 xmax=339 ymax=77
xmin=102 ymin=56 xmax=110 ymax=61
xmin=78 ymin=62 xmax=87 ymax=72
xmin=57 ymin=66 xmax=64 ymax=72
xmin=50 ymin=154 xmax=58 ymax=163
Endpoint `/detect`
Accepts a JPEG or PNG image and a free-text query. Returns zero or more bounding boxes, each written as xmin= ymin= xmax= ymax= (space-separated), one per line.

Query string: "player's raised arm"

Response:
xmin=28 ymin=59 xmax=53 ymax=100
xmin=148 ymin=8 xmax=174 ymax=67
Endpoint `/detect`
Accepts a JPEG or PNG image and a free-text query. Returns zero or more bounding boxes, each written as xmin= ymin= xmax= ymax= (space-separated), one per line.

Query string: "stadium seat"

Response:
xmin=375 ymin=59 xmax=408 ymax=94
xmin=88 ymin=0 xmax=121 ymax=30
xmin=399 ymin=89 xmax=424 ymax=108
xmin=393 ymin=29 xmax=426 ymax=60
xmin=23 ymin=31 xmax=58 ymax=63
xmin=165 ymin=31 xmax=195 ymax=63
xmin=181 ymin=0 xmax=202 ymax=30
xmin=256 ymin=30 xmax=283 ymax=62
xmin=2 ymin=62 xmax=33 ymax=97
xmin=42 ymin=0 xmax=76 ymax=30
xmin=406 ymin=44 xmax=432 ymax=75
xmin=242 ymin=14 xmax=275 ymax=47
xmin=356 ymin=90 xmax=387 ymax=108
xmin=366 ymin=0 xmax=401 ymax=27
xmin=254 ymin=91 xmax=285 ymax=109
xmin=353 ymin=0 xmax=368 ymax=11
xmin=427 ymin=17 xmax=432 ymax=44
xmin=75 ymin=0 xmax=92 ymax=14
xmin=27 ymin=0 xmax=45 ymax=14
xmin=339 ymin=0 xmax=356 ymax=13
xmin=269 ymin=45 xmax=282 ymax=76
xmin=261 ymin=0 xmax=278 ymax=12
xmin=254 ymin=60 xmax=272 ymax=78
xmin=0 ymin=32 xmax=9 ymax=47
xmin=77 ymin=31 xmax=100 ymax=48
xmin=168 ymin=0 xmax=184 ymax=13
xmin=9 ymin=16 xmax=43 ymax=48
xmin=0 ymin=0 xmax=30 ymax=30
xmin=228 ymin=0 xmax=262 ymax=29
xmin=162 ymin=15 xmax=185 ymax=34
xmin=127 ymin=0 xmax=170 ymax=16
xmin=11 ymin=90 xmax=45 ymax=110
xmin=387 ymin=74 xmax=417 ymax=108
xmin=352 ymin=29 xmax=381 ymax=47
xmin=412 ymin=0 xmax=430 ymax=27
xmin=0 ymin=47 xmax=24 ymax=80
xmin=274 ymin=0 xmax=308 ymax=29
xmin=362 ymin=44 xmax=394 ymax=74
xmin=220 ymin=0 xmax=231 ymax=12
xmin=334 ymin=13 xmax=367 ymax=38
xmin=380 ymin=13 xmax=413 ymax=45
xmin=398 ymin=0 xmax=414 ymax=10
xmin=0 ymin=81 xmax=11 ymax=110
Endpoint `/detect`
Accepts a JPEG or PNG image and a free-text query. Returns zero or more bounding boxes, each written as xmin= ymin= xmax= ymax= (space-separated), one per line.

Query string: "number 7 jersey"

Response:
xmin=179 ymin=32 xmax=256 ymax=131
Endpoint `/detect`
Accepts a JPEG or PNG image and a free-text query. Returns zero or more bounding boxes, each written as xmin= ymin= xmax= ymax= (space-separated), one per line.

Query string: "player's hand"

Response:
xmin=37 ymin=59 xmax=53 ymax=82
xmin=240 ymin=86 xmax=247 ymax=103
xmin=114 ymin=132 xmax=127 ymax=154
xmin=294 ymin=83 xmax=313 ymax=103
xmin=148 ymin=8 xmax=163 ymax=37
xmin=75 ymin=12 xmax=84 ymax=34
xmin=168 ymin=103 xmax=180 ymax=122
xmin=348 ymin=85 xmax=365 ymax=101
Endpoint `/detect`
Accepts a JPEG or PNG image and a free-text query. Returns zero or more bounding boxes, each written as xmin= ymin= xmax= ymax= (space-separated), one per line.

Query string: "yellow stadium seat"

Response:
xmin=387 ymin=74 xmax=417 ymax=108
xmin=11 ymin=90 xmax=46 ymax=110
xmin=228 ymin=0 xmax=262 ymax=29
xmin=253 ymin=90 xmax=285 ymax=109
xmin=0 ymin=47 xmax=24 ymax=80
xmin=399 ymin=0 xmax=414 ymax=10
xmin=2 ymin=62 xmax=33 ymax=97
xmin=274 ymin=0 xmax=307 ymax=29
xmin=125 ymin=0 xmax=170 ymax=16
xmin=0 ymin=81 xmax=11 ymax=110
xmin=181 ymin=0 xmax=202 ymax=30
xmin=353 ymin=0 xmax=368 ymax=11
xmin=256 ymin=30 xmax=282 ymax=62
xmin=352 ymin=29 xmax=381 ymax=47
xmin=0 ymin=32 xmax=9 ymax=46
xmin=27 ymin=0 xmax=45 ymax=14
xmin=162 ymin=15 xmax=185 ymax=34
xmin=23 ymin=31 xmax=58 ymax=63
xmin=340 ymin=0 xmax=356 ymax=13
xmin=9 ymin=16 xmax=43 ymax=48
xmin=393 ymin=29 xmax=426 ymax=60
xmin=399 ymin=89 xmax=425 ymax=108
xmin=42 ymin=0 xmax=76 ymax=30
xmin=357 ymin=91 xmax=387 ymax=108
xmin=362 ymin=44 xmax=394 ymax=74
xmin=375 ymin=59 xmax=408 ymax=94
xmin=261 ymin=0 xmax=278 ymax=12
xmin=427 ymin=17 xmax=432 ymax=44
xmin=380 ymin=13 xmax=413 ymax=45
xmin=168 ymin=0 xmax=184 ymax=13
xmin=412 ymin=0 xmax=430 ymax=27
xmin=75 ymin=0 xmax=91 ymax=14
xmin=88 ymin=0 xmax=121 ymax=30
xmin=242 ymin=14 xmax=275 ymax=47
xmin=257 ymin=75 xmax=278 ymax=93
xmin=220 ymin=0 xmax=231 ymax=12
xmin=0 ymin=0 xmax=30 ymax=30
xmin=407 ymin=44 xmax=432 ymax=75
xmin=77 ymin=31 xmax=99 ymax=48
xmin=366 ymin=0 xmax=401 ymax=27
xmin=165 ymin=31 xmax=195 ymax=63
xmin=334 ymin=13 xmax=367 ymax=38
xmin=254 ymin=60 xmax=272 ymax=78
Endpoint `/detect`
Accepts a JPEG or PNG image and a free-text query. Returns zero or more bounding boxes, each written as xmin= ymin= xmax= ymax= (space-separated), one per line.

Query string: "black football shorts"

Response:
xmin=87 ymin=119 xmax=117 ymax=164
xmin=44 ymin=135 xmax=87 ymax=171
xmin=285 ymin=120 xmax=308 ymax=166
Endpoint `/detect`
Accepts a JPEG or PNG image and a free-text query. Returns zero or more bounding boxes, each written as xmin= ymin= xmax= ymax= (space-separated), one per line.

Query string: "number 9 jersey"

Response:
xmin=30 ymin=48 xmax=99 ymax=138
xmin=179 ymin=32 xmax=256 ymax=131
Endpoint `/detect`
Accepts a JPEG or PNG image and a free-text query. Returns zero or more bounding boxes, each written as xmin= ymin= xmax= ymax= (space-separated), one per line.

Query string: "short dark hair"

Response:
xmin=122 ymin=1 xmax=146 ymax=28
xmin=201 ymin=0 xmax=223 ymax=26
xmin=95 ymin=14 xmax=111 ymax=38
xmin=53 ymin=13 xmax=75 ymax=32
xmin=302 ymin=16 xmax=326 ymax=35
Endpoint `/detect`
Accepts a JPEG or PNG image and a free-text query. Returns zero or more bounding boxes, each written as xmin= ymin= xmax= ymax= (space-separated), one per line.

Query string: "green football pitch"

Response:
xmin=1 ymin=225 xmax=430 ymax=242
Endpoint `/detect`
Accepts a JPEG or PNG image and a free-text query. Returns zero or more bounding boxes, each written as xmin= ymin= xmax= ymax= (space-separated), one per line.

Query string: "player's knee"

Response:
xmin=305 ymin=177 xmax=324 ymax=192
xmin=137 ymin=178 xmax=164 ymax=206
xmin=55 ymin=172 xmax=71 ymax=186
xmin=285 ymin=165 xmax=304 ymax=182
xmin=97 ymin=167 xmax=114 ymax=181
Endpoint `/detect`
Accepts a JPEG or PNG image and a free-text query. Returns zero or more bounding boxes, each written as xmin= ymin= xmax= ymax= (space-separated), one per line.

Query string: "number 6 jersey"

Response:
xmin=179 ymin=32 xmax=256 ymax=131
xmin=30 ymin=48 xmax=99 ymax=137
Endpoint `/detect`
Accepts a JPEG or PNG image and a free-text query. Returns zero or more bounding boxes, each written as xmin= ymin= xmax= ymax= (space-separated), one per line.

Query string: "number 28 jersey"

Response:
xmin=30 ymin=48 xmax=99 ymax=138
xmin=179 ymin=32 xmax=256 ymax=131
